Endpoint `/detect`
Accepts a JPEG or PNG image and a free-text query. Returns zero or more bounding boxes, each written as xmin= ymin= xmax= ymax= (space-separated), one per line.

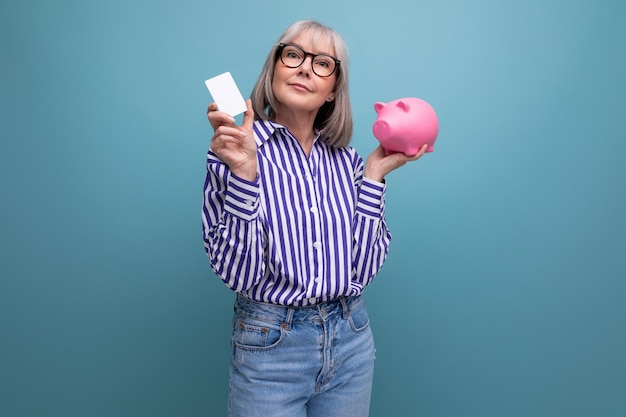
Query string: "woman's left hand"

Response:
xmin=363 ymin=144 xmax=428 ymax=183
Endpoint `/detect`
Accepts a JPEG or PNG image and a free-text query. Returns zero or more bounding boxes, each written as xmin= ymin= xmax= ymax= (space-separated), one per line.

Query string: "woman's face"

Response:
xmin=272 ymin=31 xmax=337 ymax=119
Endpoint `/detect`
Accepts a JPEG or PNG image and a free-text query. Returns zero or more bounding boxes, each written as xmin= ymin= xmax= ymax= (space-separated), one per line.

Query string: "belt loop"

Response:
xmin=340 ymin=297 xmax=350 ymax=319
xmin=283 ymin=307 xmax=294 ymax=331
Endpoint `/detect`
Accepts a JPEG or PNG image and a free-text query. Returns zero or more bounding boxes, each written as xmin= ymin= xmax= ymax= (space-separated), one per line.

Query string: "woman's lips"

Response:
xmin=289 ymin=83 xmax=311 ymax=92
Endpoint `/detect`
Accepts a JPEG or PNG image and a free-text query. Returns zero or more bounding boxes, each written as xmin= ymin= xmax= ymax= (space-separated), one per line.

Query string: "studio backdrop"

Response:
xmin=2 ymin=0 xmax=625 ymax=416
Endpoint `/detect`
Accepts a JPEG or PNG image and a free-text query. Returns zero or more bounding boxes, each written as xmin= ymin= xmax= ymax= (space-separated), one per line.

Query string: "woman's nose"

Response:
xmin=299 ymin=56 xmax=313 ymax=75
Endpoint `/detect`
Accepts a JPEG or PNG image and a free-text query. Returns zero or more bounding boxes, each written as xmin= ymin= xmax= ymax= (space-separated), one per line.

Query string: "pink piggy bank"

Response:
xmin=372 ymin=97 xmax=439 ymax=156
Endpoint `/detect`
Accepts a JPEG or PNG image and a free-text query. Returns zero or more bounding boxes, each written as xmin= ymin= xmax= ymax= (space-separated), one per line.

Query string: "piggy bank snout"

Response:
xmin=372 ymin=120 xmax=391 ymax=141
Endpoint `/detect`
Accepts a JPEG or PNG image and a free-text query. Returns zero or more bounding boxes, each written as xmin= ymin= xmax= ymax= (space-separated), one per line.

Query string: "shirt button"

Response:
xmin=315 ymin=276 xmax=322 ymax=283
xmin=309 ymin=298 xmax=317 ymax=304
xmin=310 ymin=206 xmax=318 ymax=213
xmin=313 ymin=242 xmax=321 ymax=249
xmin=246 ymin=200 xmax=254 ymax=206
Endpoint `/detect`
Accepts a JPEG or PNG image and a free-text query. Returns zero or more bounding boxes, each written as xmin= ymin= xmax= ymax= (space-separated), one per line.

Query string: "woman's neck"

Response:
xmin=274 ymin=109 xmax=317 ymax=156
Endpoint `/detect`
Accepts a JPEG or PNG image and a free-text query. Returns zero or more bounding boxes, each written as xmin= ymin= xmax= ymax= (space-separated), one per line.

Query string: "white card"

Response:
xmin=204 ymin=72 xmax=247 ymax=117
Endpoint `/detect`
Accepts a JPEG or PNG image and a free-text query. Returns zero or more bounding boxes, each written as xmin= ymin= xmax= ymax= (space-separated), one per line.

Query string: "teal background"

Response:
xmin=2 ymin=0 xmax=625 ymax=416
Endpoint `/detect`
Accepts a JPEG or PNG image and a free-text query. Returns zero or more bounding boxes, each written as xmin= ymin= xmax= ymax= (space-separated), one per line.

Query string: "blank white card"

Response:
xmin=204 ymin=72 xmax=247 ymax=117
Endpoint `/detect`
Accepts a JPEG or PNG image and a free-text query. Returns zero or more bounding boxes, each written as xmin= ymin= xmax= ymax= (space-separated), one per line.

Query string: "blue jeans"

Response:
xmin=228 ymin=294 xmax=376 ymax=417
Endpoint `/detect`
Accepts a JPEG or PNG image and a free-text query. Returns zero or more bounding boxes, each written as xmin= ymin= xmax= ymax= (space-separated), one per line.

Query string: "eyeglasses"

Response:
xmin=277 ymin=43 xmax=340 ymax=78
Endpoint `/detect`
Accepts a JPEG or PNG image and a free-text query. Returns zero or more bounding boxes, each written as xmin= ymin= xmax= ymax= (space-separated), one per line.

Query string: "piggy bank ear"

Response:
xmin=396 ymin=100 xmax=411 ymax=113
xmin=374 ymin=102 xmax=385 ymax=114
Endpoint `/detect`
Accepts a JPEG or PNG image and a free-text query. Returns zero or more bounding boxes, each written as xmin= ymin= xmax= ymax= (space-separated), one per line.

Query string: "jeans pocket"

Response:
xmin=232 ymin=316 xmax=285 ymax=351
xmin=348 ymin=302 xmax=370 ymax=333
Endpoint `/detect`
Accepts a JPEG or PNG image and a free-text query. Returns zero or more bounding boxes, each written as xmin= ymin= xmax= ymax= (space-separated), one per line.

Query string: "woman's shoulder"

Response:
xmin=325 ymin=141 xmax=360 ymax=159
xmin=319 ymin=142 xmax=364 ymax=171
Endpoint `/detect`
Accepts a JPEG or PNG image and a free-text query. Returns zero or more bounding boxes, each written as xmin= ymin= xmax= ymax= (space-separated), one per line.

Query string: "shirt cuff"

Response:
xmin=356 ymin=178 xmax=386 ymax=218
xmin=224 ymin=173 xmax=260 ymax=221
xmin=349 ymin=281 xmax=364 ymax=296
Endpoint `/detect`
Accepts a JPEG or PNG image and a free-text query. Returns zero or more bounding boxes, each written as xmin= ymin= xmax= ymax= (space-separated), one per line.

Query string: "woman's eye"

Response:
xmin=315 ymin=60 xmax=330 ymax=68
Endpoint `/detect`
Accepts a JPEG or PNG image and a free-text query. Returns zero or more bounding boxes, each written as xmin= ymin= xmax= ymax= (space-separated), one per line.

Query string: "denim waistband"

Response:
xmin=234 ymin=293 xmax=363 ymax=325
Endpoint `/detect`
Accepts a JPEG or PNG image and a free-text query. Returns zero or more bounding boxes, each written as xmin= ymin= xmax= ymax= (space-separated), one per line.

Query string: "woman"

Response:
xmin=202 ymin=20 xmax=427 ymax=417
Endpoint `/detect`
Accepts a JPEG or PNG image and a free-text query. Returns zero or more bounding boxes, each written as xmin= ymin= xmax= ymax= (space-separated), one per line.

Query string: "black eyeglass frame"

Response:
xmin=276 ymin=43 xmax=341 ymax=77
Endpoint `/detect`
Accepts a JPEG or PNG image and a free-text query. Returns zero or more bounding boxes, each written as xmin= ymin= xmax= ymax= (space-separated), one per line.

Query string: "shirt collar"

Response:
xmin=253 ymin=119 xmax=324 ymax=148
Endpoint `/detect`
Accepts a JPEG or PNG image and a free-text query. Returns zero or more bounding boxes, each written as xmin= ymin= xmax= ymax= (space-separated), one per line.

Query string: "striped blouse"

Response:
xmin=202 ymin=119 xmax=391 ymax=306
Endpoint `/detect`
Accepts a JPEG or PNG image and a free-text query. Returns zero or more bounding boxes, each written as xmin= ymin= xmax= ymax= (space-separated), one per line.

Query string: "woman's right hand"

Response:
xmin=207 ymin=99 xmax=257 ymax=181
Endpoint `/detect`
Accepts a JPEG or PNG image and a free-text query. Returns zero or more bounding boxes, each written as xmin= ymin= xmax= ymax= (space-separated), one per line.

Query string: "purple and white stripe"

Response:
xmin=202 ymin=119 xmax=391 ymax=306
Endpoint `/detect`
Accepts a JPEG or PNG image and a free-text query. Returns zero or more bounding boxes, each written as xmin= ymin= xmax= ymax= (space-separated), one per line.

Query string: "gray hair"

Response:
xmin=250 ymin=20 xmax=353 ymax=147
